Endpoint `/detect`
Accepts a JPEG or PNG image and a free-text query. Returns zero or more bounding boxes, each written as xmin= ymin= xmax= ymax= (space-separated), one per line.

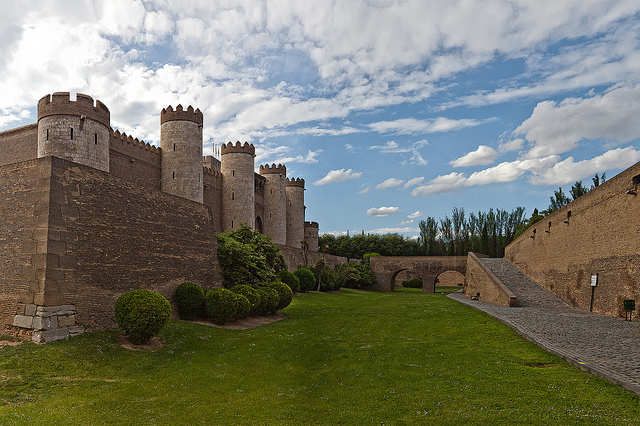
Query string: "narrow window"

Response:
xmin=70 ymin=128 xmax=73 ymax=140
xmin=270 ymin=189 xmax=272 ymax=194
xmin=173 ymin=171 xmax=175 ymax=180
xmin=173 ymin=143 xmax=176 ymax=151
xmin=232 ymin=220 xmax=234 ymax=228
xmin=232 ymin=192 xmax=235 ymax=200
xmin=548 ymin=221 xmax=551 ymax=228
xmin=269 ymin=213 xmax=272 ymax=219
xmin=232 ymin=170 xmax=235 ymax=177
xmin=95 ymin=133 xmax=98 ymax=145
xmin=46 ymin=129 xmax=49 ymax=141
xmin=198 ymin=173 xmax=200 ymax=182
xmin=567 ymin=210 xmax=572 ymax=218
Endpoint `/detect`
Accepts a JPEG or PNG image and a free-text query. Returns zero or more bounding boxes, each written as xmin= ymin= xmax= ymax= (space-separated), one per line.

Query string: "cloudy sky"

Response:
xmin=2 ymin=1 xmax=640 ymax=237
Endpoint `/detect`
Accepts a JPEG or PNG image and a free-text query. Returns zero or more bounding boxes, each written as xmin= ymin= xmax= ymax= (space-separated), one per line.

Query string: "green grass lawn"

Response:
xmin=1 ymin=289 xmax=639 ymax=425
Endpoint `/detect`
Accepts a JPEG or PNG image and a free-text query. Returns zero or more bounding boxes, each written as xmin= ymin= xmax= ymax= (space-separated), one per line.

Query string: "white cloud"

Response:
xmin=357 ymin=186 xmax=371 ymax=194
xmin=529 ymin=147 xmax=640 ymax=185
xmin=516 ymin=85 xmax=640 ymax=159
xmin=411 ymin=172 xmax=467 ymax=196
xmin=367 ymin=206 xmax=400 ymax=217
xmin=368 ymin=117 xmax=492 ymax=135
xmin=314 ymin=169 xmax=362 ymax=185
xmin=367 ymin=226 xmax=419 ymax=235
xmin=407 ymin=211 xmax=425 ymax=219
xmin=345 ymin=143 xmax=356 ymax=152
xmin=376 ymin=178 xmax=404 ymax=190
xmin=499 ymin=139 xmax=524 ymax=153
xmin=403 ymin=177 xmax=424 ymax=189
xmin=450 ymin=145 xmax=498 ymax=167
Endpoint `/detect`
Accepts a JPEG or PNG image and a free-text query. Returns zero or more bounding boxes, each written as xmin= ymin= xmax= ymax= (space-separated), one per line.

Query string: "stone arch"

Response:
xmin=435 ymin=270 xmax=465 ymax=287
xmin=389 ymin=268 xmax=411 ymax=291
xmin=255 ymin=215 xmax=264 ymax=234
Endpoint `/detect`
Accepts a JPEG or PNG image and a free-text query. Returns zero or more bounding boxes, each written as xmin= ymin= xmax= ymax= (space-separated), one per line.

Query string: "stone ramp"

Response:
xmin=479 ymin=258 xmax=570 ymax=309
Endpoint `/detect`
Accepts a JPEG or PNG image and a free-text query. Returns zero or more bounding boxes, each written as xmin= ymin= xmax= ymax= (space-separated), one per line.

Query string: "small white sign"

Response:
xmin=590 ymin=274 xmax=598 ymax=287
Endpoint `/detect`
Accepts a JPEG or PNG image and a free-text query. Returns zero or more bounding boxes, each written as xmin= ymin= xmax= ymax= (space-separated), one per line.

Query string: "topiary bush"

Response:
xmin=234 ymin=294 xmax=251 ymax=319
xmin=402 ymin=278 xmax=423 ymax=288
xmin=174 ymin=282 xmax=205 ymax=319
xmin=256 ymin=287 xmax=279 ymax=314
xmin=320 ymin=268 xmax=346 ymax=292
xmin=205 ymin=288 xmax=238 ymax=324
xmin=268 ymin=281 xmax=293 ymax=310
xmin=279 ymin=270 xmax=300 ymax=293
xmin=230 ymin=285 xmax=260 ymax=315
xmin=294 ymin=267 xmax=316 ymax=292
xmin=114 ymin=290 xmax=171 ymax=345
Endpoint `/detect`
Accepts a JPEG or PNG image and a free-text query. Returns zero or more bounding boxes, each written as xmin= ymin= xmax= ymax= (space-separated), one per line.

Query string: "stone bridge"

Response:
xmin=369 ymin=256 xmax=467 ymax=292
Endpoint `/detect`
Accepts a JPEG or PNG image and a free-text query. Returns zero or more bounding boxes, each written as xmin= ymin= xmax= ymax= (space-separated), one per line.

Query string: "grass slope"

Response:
xmin=1 ymin=289 xmax=638 ymax=425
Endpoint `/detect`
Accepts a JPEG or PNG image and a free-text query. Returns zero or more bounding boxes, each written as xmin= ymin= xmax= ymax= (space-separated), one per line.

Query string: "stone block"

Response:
xmin=32 ymin=328 xmax=69 ymax=344
xmin=69 ymin=325 xmax=84 ymax=336
xmin=32 ymin=316 xmax=57 ymax=331
xmin=13 ymin=315 xmax=34 ymax=329
xmin=57 ymin=315 xmax=75 ymax=327
xmin=24 ymin=304 xmax=37 ymax=316
xmin=40 ymin=305 xmax=76 ymax=315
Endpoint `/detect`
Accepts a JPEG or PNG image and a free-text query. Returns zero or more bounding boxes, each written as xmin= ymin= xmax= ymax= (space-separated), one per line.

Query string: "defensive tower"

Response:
xmin=37 ymin=92 xmax=110 ymax=172
xmin=259 ymin=163 xmax=287 ymax=244
xmin=221 ymin=141 xmax=255 ymax=231
xmin=286 ymin=177 xmax=305 ymax=248
xmin=160 ymin=105 xmax=203 ymax=203
xmin=304 ymin=221 xmax=319 ymax=252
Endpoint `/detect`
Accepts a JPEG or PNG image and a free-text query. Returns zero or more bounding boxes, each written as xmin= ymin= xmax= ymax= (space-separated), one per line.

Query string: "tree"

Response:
xmin=439 ymin=216 xmax=454 ymax=255
xmin=570 ymin=181 xmax=589 ymax=200
xmin=592 ymin=172 xmax=606 ymax=188
xmin=548 ymin=187 xmax=571 ymax=213
xmin=419 ymin=217 xmax=438 ymax=255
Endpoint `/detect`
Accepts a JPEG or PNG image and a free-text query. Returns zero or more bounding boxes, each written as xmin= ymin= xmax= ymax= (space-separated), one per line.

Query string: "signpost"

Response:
xmin=589 ymin=274 xmax=597 ymax=312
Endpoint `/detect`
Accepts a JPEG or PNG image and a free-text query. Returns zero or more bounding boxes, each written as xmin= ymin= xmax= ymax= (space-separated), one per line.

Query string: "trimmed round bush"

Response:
xmin=231 ymin=285 xmax=260 ymax=315
xmin=294 ymin=267 xmax=316 ymax=292
xmin=268 ymin=281 xmax=293 ymax=310
xmin=205 ymin=288 xmax=238 ymax=324
xmin=402 ymin=278 xmax=423 ymax=288
xmin=235 ymin=294 xmax=251 ymax=319
xmin=279 ymin=270 xmax=300 ymax=293
xmin=320 ymin=269 xmax=346 ymax=292
xmin=114 ymin=290 xmax=171 ymax=345
xmin=256 ymin=287 xmax=279 ymax=314
xmin=174 ymin=282 xmax=205 ymax=319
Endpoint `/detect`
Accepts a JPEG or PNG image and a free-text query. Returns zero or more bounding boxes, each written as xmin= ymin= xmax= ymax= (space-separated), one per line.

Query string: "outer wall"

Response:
xmin=160 ymin=120 xmax=203 ymax=203
xmin=505 ymin=161 xmax=640 ymax=318
xmin=48 ymin=157 xmax=222 ymax=331
xmin=286 ymin=185 xmax=305 ymax=247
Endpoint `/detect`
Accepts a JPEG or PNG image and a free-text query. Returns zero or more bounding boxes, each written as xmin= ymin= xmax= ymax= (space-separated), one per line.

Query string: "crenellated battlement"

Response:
xmin=286 ymin=177 xmax=305 ymax=188
xmin=203 ymin=166 xmax=222 ymax=179
xmin=260 ymin=163 xmax=287 ymax=175
xmin=160 ymin=105 xmax=203 ymax=125
xmin=221 ymin=141 xmax=255 ymax=156
xmin=112 ymin=130 xmax=161 ymax=154
xmin=38 ymin=92 xmax=110 ymax=128
xmin=304 ymin=221 xmax=319 ymax=228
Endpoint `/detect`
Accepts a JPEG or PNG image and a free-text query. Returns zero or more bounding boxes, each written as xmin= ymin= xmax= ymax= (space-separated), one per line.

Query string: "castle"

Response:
xmin=0 ymin=92 xmax=333 ymax=342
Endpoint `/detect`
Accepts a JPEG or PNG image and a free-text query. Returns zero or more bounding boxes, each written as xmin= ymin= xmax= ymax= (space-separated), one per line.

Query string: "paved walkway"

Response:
xmin=448 ymin=259 xmax=640 ymax=395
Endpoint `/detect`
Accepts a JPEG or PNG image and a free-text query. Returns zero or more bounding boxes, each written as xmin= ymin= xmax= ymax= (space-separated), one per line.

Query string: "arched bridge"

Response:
xmin=369 ymin=256 xmax=467 ymax=292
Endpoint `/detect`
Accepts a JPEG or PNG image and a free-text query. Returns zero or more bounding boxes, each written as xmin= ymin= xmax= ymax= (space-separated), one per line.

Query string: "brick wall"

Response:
xmin=108 ymin=131 xmax=162 ymax=189
xmin=56 ymin=157 xmax=223 ymax=330
xmin=277 ymin=244 xmax=347 ymax=271
xmin=0 ymin=124 xmax=38 ymax=167
xmin=0 ymin=159 xmax=43 ymax=334
xmin=505 ymin=161 xmax=640 ymax=317
xmin=464 ymin=253 xmax=517 ymax=307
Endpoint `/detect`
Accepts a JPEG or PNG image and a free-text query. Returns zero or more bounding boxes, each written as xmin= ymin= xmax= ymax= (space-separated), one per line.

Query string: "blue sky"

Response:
xmin=2 ymin=1 xmax=640 ymax=238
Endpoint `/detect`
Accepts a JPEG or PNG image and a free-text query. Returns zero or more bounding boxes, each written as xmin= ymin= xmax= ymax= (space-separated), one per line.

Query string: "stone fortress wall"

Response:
xmin=505 ymin=161 xmax=640 ymax=318
xmin=0 ymin=92 xmax=330 ymax=342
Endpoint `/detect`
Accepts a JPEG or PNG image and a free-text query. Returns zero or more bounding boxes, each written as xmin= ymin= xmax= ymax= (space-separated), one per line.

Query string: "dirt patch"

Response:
xmin=187 ymin=313 xmax=289 ymax=330
xmin=0 ymin=340 xmax=23 ymax=347
xmin=120 ymin=335 xmax=163 ymax=351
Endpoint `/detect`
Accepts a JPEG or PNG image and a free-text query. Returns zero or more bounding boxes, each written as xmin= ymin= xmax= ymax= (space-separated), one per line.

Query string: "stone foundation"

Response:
xmin=13 ymin=304 xmax=84 ymax=343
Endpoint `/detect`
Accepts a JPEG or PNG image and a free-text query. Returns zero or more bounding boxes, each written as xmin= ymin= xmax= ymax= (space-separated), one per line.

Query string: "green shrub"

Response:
xmin=230 ymin=285 xmax=260 ymax=315
xmin=205 ymin=288 xmax=238 ymax=324
xmin=114 ymin=290 xmax=171 ymax=345
xmin=402 ymin=278 xmax=423 ymax=288
xmin=174 ymin=282 xmax=205 ymax=319
xmin=320 ymin=269 xmax=346 ymax=291
xmin=294 ymin=267 xmax=316 ymax=292
xmin=279 ymin=270 xmax=300 ymax=293
xmin=235 ymin=294 xmax=251 ymax=319
xmin=268 ymin=281 xmax=293 ymax=310
xmin=336 ymin=261 xmax=376 ymax=288
xmin=256 ymin=287 xmax=279 ymax=314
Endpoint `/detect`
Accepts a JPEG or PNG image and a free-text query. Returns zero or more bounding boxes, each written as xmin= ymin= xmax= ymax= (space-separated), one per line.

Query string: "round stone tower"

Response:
xmin=160 ymin=105 xmax=203 ymax=203
xmin=304 ymin=221 xmax=319 ymax=252
xmin=37 ymin=92 xmax=110 ymax=172
xmin=286 ymin=177 xmax=305 ymax=248
xmin=259 ymin=163 xmax=287 ymax=245
xmin=221 ymin=141 xmax=255 ymax=231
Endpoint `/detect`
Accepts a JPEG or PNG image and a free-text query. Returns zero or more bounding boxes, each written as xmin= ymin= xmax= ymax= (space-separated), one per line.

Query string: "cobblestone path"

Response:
xmin=448 ymin=258 xmax=640 ymax=395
